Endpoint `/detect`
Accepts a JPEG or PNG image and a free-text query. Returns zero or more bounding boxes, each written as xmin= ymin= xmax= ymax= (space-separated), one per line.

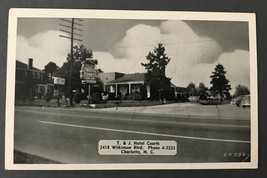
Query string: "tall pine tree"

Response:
xmin=210 ymin=63 xmax=231 ymax=98
xmin=141 ymin=43 xmax=172 ymax=100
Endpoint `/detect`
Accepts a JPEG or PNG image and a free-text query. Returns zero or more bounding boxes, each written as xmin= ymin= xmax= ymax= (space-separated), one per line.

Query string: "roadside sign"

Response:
xmin=54 ymin=77 xmax=65 ymax=85
xmin=85 ymin=79 xmax=97 ymax=84
xmin=81 ymin=64 xmax=98 ymax=84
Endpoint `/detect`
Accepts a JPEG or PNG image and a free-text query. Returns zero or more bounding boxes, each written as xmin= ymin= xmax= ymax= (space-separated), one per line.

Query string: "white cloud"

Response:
xmin=97 ymin=20 xmax=249 ymax=95
xmin=219 ymin=50 xmax=250 ymax=91
xmin=105 ymin=21 xmax=223 ymax=85
xmin=94 ymin=51 xmax=143 ymax=73
xmin=16 ymin=30 xmax=74 ymax=70
xmin=16 ymin=21 xmax=250 ymax=95
xmin=176 ymin=49 xmax=250 ymax=94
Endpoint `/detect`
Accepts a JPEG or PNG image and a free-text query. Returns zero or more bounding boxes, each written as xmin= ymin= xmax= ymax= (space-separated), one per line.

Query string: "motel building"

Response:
xmin=98 ymin=72 xmax=194 ymax=101
xmin=98 ymin=72 xmax=151 ymax=98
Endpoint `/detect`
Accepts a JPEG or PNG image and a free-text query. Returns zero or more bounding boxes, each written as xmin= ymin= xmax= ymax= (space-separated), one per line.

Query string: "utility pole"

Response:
xmin=59 ymin=18 xmax=83 ymax=106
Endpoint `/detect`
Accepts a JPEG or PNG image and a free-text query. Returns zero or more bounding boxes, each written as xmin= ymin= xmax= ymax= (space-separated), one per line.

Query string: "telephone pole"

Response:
xmin=59 ymin=18 xmax=83 ymax=106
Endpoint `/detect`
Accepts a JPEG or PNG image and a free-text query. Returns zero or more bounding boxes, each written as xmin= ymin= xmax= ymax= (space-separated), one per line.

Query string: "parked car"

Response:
xmin=240 ymin=95 xmax=250 ymax=108
xmin=231 ymin=95 xmax=245 ymax=107
xmin=188 ymin=96 xmax=199 ymax=102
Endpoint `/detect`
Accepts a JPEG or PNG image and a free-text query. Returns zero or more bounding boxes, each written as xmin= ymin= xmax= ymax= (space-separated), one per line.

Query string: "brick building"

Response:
xmin=15 ymin=58 xmax=54 ymax=100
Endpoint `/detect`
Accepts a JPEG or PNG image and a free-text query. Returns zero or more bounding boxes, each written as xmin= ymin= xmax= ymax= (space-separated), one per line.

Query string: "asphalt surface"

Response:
xmin=14 ymin=106 xmax=251 ymax=163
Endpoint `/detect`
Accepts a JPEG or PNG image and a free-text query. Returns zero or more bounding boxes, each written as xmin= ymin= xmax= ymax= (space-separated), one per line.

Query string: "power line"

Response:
xmin=60 ymin=24 xmax=83 ymax=32
xmin=127 ymin=52 xmax=147 ymax=74
xmin=59 ymin=18 xmax=83 ymax=106
xmin=59 ymin=35 xmax=82 ymax=42
xmin=60 ymin=29 xmax=82 ymax=37
xmin=60 ymin=18 xmax=83 ymax=26
xmin=113 ymin=36 xmax=245 ymax=49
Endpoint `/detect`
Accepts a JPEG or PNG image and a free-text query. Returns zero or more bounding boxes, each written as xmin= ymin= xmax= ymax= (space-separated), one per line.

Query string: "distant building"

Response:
xmin=15 ymin=58 xmax=54 ymax=100
xmin=175 ymin=86 xmax=192 ymax=101
xmin=98 ymin=72 xmax=125 ymax=92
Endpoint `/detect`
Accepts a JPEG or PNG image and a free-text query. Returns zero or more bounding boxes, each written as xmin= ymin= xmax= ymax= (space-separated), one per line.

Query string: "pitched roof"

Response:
xmin=109 ymin=73 xmax=145 ymax=84
xmin=176 ymin=86 xmax=190 ymax=92
xmin=16 ymin=60 xmax=42 ymax=71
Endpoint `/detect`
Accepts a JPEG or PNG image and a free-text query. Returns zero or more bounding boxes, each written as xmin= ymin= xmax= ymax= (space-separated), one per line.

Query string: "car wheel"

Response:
xmin=236 ymin=104 xmax=240 ymax=107
xmin=242 ymin=105 xmax=246 ymax=108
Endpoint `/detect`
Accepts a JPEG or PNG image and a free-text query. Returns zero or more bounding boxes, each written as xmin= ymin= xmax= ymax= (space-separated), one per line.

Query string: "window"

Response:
xmin=24 ymin=71 xmax=27 ymax=79
xmin=36 ymin=72 xmax=40 ymax=79
xmin=40 ymin=73 xmax=43 ymax=81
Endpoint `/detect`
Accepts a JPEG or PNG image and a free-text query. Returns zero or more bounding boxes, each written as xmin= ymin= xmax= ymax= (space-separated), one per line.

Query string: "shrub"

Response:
xmin=133 ymin=93 xmax=142 ymax=100
xmin=92 ymin=92 xmax=102 ymax=104
xmin=131 ymin=92 xmax=142 ymax=100
xmin=44 ymin=93 xmax=53 ymax=103
xmin=140 ymin=84 xmax=147 ymax=99
xmin=108 ymin=93 xmax=115 ymax=100
xmin=73 ymin=92 xmax=84 ymax=104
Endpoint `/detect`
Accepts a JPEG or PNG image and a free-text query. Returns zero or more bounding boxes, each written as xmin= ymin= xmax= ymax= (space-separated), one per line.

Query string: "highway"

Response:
xmin=14 ymin=106 xmax=251 ymax=163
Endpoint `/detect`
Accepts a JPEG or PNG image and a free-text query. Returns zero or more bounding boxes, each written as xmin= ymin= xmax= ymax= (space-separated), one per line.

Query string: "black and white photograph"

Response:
xmin=5 ymin=9 xmax=258 ymax=170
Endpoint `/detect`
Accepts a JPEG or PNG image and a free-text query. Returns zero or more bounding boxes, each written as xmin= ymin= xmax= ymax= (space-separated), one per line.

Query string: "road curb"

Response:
xmin=15 ymin=105 xmax=251 ymax=123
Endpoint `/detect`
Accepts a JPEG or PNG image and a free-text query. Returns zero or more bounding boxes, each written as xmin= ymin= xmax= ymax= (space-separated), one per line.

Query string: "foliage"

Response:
xmin=108 ymin=93 xmax=115 ymax=100
xmin=57 ymin=60 xmax=82 ymax=97
xmin=57 ymin=45 xmax=103 ymax=102
xmin=233 ymin=84 xmax=250 ymax=97
xmin=98 ymin=68 xmax=104 ymax=73
xmin=92 ymin=92 xmax=102 ymax=104
xmin=169 ymin=87 xmax=176 ymax=100
xmin=44 ymin=61 xmax=59 ymax=75
xmin=67 ymin=45 xmax=93 ymax=63
xmin=141 ymin=43 xmax=171 ymax=100
xmin=141 ymin=43 xmax=171 ymax=81
xmin=44 ymin=92 xmax=53 ymax=103
xmin=186 ymin=82 xmax=197 ymax=95
xmin=124 ymin=92 xmax=142 ymax=100
xmin=140 ymin=84 xmax=148 ymax=99
xmin=196 ymin=82 xmax=208 ymax=96
xmin=57 ymin=44 xmax=94 ymax=89
xmin=73 ymin=92 xmax=84 ymax=104
xmin=210 ymin=63 xmax=231 ymax=98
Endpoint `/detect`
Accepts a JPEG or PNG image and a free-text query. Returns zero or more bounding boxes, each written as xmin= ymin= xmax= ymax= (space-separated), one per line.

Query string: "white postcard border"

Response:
xmin=5 ymin=8 xmax=258 ymax=170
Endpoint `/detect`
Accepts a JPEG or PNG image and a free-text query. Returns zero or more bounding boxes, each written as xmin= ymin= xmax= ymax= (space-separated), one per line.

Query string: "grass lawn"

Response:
xmin=15 ymin=98 xmax=175 ymax=108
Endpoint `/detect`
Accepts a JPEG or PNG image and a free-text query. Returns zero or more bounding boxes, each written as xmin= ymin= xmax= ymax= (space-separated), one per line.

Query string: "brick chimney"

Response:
xmin=28 ymin=58 xmax=33 ymax=69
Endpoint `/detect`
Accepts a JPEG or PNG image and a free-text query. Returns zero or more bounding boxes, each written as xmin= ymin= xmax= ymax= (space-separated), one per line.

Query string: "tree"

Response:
xmin=57 ymin=45 xmax=101 ymax=98
xmin=44 ymin=61 xmax=59 ymax=75
xmin=67 ymin=45 xmax=93 ymax=63
xmin=233 ymin=84 xmax=250 ymax=97
xmin=140 ymin=84 xmax=148 ymax=99
xmin=98 ymin=68 xmax=104 ymax=73
xmin=196 ymin=82 xmax=208 ymax=95
xmin=141 ymin=43 xmax=171 ymax=100
xmin=210 ymin=63 xmax=231 ymax=98
xmin=141 ymin=43 xmax=171 ymax=81
xmin=186 ymin=82 xmax=197 ymax=95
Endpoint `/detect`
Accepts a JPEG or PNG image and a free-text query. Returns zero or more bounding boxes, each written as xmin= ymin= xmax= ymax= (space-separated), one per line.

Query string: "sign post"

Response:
xmin=80 ymin=62 xmax=98 ymax=106
xmin=53 ymin=77 xmax=65 ymax=106
xmin=88 ymin=84 xmax=91 ymax=105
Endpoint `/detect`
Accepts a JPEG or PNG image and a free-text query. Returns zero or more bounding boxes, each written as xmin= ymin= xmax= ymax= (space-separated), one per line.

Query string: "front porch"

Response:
xmin=35 ymin=84 xmax=55 ymax=98
xmin=108 ymin=81 xmax=150 ymax=99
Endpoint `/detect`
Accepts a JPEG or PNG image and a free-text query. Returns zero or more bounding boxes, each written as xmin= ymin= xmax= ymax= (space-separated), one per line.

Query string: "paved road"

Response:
xmin=14 ymin=106 xmax=251 ymax=163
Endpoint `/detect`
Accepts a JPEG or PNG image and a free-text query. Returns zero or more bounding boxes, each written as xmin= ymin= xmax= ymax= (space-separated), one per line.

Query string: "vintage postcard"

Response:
xmin=5 ymin=9 xmax=258 ymax=170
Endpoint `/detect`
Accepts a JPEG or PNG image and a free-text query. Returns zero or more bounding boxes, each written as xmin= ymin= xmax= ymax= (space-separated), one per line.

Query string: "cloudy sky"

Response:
xmin=16 ymin=18 xmax=250 ymax=92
